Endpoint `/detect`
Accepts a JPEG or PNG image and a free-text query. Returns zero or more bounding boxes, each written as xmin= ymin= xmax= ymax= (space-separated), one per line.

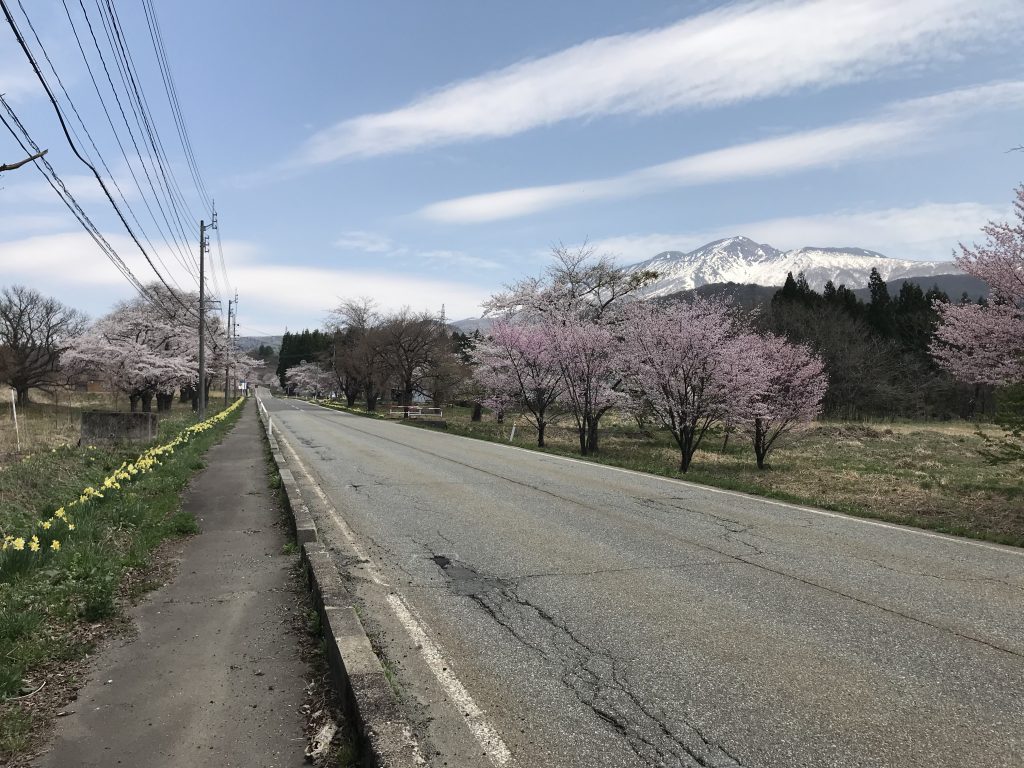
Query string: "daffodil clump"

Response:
xmin=1 ymin=398 xmax=244 ymax=559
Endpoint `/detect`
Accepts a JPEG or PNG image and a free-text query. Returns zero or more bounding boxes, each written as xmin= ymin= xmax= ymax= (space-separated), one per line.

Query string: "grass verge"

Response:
xmin=0 ymin=400 xmax=243 ymax=762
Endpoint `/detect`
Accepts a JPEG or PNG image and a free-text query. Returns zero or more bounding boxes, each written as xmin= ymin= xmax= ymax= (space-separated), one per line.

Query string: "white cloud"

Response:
xmin=588 ymin=201 xmax=1010 ymax=264
xmin=416 ymin=249 xmax=502 ymax=271
xmin=2 ymin=161 xmax=150 ymax=207
xmin=333 ymin=230 xmax=393 ymax=253
xmin=333 ymin=231 xmax=503 ymax=270
xmin=0 ymin=231 xmax=488 ymax=330
xmin=0 ymin=58 xmax=37 ymax=102
xmin=0 ymin=212 xmax=72 ymax=235
xmin=417 ymin=81 xmax=1024 ymax=224
xmin=230 ymin=264 xmax=487 ymax=323
xmin=295 ymin=0 xmax=1023 ymax=164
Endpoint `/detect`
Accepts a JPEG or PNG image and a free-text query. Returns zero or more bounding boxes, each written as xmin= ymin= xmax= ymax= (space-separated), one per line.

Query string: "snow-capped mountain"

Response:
xmin=626 ymin=236 xmax=960 ymax=298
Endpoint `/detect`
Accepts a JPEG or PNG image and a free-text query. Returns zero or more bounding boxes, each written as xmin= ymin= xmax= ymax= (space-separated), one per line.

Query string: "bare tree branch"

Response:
xmin=0 ymin=147 xmax=47 ymax=172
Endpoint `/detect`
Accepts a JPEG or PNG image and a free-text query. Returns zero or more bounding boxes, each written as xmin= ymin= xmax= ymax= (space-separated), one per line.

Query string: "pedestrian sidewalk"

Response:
xmin=38 ymin=400 xmax=308 ymax=768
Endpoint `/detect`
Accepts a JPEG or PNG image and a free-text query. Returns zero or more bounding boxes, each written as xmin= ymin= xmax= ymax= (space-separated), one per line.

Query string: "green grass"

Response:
xmin=364 ymin=402 xmax=1023 ymax=548
xmin=0 ymin=401 xmax=243 ymax=760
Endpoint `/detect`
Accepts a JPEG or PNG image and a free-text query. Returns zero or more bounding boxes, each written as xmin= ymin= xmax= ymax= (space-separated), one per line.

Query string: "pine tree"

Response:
xmin=866 ymin=269 xmax=895 ymax=337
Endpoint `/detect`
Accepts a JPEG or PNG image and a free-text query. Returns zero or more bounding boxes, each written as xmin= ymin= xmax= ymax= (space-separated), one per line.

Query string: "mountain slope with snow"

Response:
xmin=626 ymin=236 xmax=959 ymax=297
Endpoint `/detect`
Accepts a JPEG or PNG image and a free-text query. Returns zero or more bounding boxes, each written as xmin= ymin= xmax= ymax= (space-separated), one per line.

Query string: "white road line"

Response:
xmin=264 ymin=399 xmax=514 ymax=767
xmin=293 ymin=396 xmax=1023 ymax=559
xmin=387 ymin=593 xmax=513 ymax=768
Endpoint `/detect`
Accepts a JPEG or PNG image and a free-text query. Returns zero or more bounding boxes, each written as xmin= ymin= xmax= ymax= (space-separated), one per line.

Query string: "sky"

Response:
xmin=2 ymin=0 xmax=1024 ymax=335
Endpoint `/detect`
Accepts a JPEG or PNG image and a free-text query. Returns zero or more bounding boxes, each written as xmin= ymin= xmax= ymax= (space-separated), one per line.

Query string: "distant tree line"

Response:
xmin=762 ymin=268 xmax=990 ymax=420
xmin=276 ymin=304 xmax=468 ymax=412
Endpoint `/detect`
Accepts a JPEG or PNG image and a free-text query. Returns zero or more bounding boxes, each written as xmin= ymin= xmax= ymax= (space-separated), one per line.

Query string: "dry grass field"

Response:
xmin=360 ymin=404 xmax=1022 ymax=547
xmin=0 ymin=388 xmax=228 ymax=468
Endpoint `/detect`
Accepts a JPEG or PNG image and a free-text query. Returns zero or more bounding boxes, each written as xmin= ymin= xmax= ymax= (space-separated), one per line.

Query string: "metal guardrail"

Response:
xmin=387 ymin=405 xmax=443 ymax=419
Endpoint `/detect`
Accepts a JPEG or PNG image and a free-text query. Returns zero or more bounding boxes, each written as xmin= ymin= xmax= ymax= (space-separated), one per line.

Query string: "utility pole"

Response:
xmin=224 ymin=298 xmax=232 ymax=407
xmin=197 ymin=219 xmax=207 ymax=418
xmin=197 ymin=207 xmax=218 ymax=417
xmin=232 ymin=291 xmax=239 ymax=396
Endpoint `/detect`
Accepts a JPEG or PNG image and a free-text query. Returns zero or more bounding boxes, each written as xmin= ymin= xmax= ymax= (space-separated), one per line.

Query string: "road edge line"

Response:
xmin=257 ymin=394 xmax=425 ymax=768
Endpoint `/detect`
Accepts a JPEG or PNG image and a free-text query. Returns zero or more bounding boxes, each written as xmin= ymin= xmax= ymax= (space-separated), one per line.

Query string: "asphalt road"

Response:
xmin=261 ymin=393 xmax=1023 ymax=768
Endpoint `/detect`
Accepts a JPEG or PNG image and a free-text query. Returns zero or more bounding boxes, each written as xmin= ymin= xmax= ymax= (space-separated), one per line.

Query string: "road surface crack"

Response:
xmin=434 ymin=555 xmax=744 ymax=767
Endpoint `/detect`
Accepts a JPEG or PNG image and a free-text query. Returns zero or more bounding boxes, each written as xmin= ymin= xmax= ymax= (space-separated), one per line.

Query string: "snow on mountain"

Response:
xmin=626 ymin=236 xmax=960 ymax=298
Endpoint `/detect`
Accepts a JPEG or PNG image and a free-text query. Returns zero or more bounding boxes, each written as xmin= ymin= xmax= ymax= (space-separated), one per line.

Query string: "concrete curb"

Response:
xmin=255 ymin=395 xmax=423 ymax=768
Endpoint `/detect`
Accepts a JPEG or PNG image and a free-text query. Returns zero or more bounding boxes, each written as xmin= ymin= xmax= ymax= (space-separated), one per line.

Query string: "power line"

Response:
xmin=1 ymin=0 xmax=192 ymax=314
xmin=0 ymin=94 xmax=186 ymax=322
xmin=59 ymin=0 xmax=199 ymax=282
xmin=86 ymin=0 xmax=200 ymax=264
xmin=15 ymin=0 xmax=194 ymax=295
xmin=141 ymin=0 xmax=212 ymax=211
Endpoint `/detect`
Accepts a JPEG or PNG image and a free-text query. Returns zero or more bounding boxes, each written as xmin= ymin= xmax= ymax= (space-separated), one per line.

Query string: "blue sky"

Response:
xmin=2 ymin=0 xmax=1024 ymax=334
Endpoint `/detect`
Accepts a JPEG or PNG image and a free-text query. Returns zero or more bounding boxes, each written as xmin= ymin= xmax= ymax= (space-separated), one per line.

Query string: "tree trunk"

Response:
xmin=345 ymin=391 xmax=358 ymax=407
xmin=129 ymin=394 xmax=140 ymax=413
xmin=676 ymin=429 xmax=694 ymax=473
xmin=15 ymin=386 xmax=29 ymax=408
xmin=141 ymin=391 xmax=153 ymax=413
xmin=537 ymin=421 xmax=546 ymax=448
xmin=586 ymin=420 xmax=599 ymax=453
xmin=471 ymin=402 xmax=482 ymax=422
xmin=578 ymin=428 xmax=588 ymax=456
xmin=366 ymin=392 xmax=379 ymax=411
xmin=754 ymin=419 xmax=767 ymax=469
xmin=496 ymin=408 xmax=504 ymax=424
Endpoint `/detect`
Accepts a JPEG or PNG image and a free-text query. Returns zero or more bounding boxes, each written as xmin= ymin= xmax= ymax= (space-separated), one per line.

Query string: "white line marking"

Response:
xmin=261 ymin=396 xmax=513 ymax=766
xmin=293 ymin=396 xmax=1022 ymax=559
xmin=387 ymin=593 xmax=513 ymax=768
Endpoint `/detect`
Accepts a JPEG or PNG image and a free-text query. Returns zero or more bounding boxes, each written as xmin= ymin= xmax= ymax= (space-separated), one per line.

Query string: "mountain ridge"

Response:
xmin=625 ymin=235 xmax=960 ymax=297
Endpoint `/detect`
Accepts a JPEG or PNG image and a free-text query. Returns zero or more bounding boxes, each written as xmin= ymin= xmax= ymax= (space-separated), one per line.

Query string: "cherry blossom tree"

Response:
xmin=737 ymin=333 xmax=828 ymax=469
xmin=472 ymin=320 xmax=563 ymax=446
xmin=67 ymin=296 xmax=192 ymax=412
xmin=618 ymin=298 xmax=754 ymax=473
xmin=549 ymin=315 xmax=622 ymax=456
xmin=932 ymin=302 xmax=1024 ymax=385
xmin=66 ymin=285 xmax=227 ymax=412
xmin=932 ymin=186 xmax=1024 ymax=386
xmin=485 ymin=243 xmax=657 ymax=325
xmin=471 ymin=356 xmax=518 ymax=425
xmin=486 ymin=244 xmax=655 ymax=452
xmin=285 ymin=360 xmax=334 ymax=397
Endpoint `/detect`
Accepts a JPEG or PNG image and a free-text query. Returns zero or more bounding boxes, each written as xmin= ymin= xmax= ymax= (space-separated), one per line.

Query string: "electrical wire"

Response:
xmin=17 ymin=0 xmax=195 ymax=295
xmin=0 ymin=95 xmax=187 ymax=322
xmin=1 ymin=0 xmax=193 ymax=315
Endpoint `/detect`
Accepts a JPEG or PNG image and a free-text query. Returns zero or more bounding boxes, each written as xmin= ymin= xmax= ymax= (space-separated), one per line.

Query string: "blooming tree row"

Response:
xmin=474 ymin=246 xmax=828 ymax=471
xmin=65 ymin=284 xmax=238 ymax=412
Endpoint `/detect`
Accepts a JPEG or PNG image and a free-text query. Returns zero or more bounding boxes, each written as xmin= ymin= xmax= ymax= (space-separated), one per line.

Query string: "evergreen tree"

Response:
xmin=866 ymin=269 xmax=895 ymax=337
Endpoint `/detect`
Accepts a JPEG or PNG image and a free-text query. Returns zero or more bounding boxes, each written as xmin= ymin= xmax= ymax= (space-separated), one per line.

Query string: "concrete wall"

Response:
xmin=80 ymin=411 xmax=158 ymax=445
